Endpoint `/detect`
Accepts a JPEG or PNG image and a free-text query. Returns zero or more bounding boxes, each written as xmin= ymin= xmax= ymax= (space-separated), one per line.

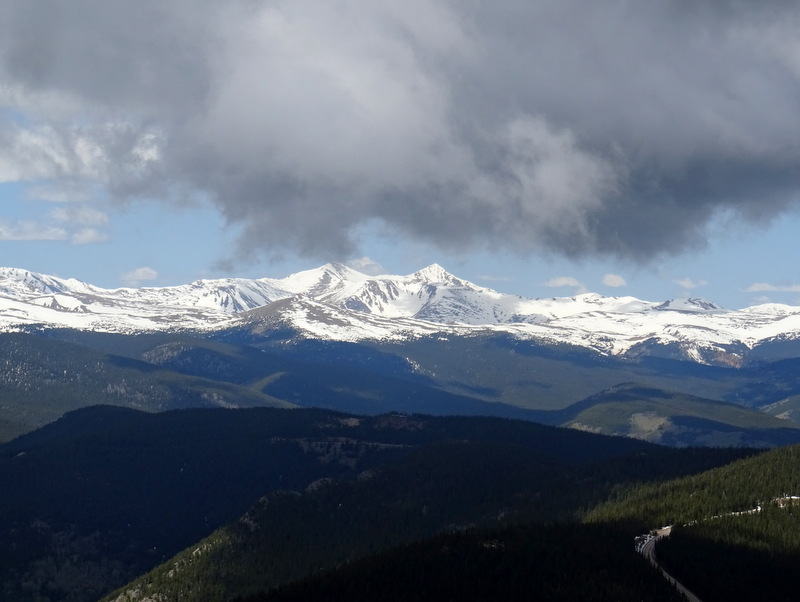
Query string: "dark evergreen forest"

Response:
xmin=2 ymin=405 xmax=798 ymax=601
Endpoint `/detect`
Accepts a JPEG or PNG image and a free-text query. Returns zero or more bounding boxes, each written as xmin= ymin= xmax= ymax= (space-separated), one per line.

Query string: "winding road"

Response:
xmin=638 ymin=527 xmax=703 ymax=602
xmin=635 ymin=497 xmax=800 ymax=600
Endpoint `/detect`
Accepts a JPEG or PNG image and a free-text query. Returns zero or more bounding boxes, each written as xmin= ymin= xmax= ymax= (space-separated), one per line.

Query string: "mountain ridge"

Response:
xmin=2 ymin=264 xmax=800 ymax=366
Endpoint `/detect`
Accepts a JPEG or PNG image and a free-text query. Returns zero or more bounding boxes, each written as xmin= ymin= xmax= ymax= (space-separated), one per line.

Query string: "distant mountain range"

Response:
xmin=5 ymin=263 xmax=800 ymax=449
xmin=3 ymin=263 xmax=800 ymax=367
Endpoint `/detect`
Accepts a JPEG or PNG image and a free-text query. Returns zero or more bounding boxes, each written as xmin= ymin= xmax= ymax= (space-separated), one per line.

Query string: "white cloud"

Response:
xmin=478 ymin=274 xmax=512 ymax=283
xmin=48 ymin=204 xmax=110 ymax=245
xmin=121 ymin=267 xmax=159 ymax=287
xmin=545 ymin=276 xmax=582 ymax=288
xmin=0 ymin=124 xmax=101 ymax=182
xmin=602 ymin=273 xmax=626 ymax=287
xmin=675 ymin=277 xmax=708 ymax=290
xmin=0 ymin=220 xmax=67 ymax=241
xmin=51 ymin=205 xmax=109 ymax=227
xmin=0 ymin=202 xmax=109 ymax=245
xmin=544 ymin=276 xmax=588 ymax=294
xmin=0 ymin=121 xmax=162 ymax=197
xmin=346 ymin=256 xmax=385 ymax=276
xmin=746 ymin=282 xmax=800 ymax=293
xmin=26 ymin=183 xmax=92 ymax=203
xmin=71 ymin=228 xmax=108 ymax=245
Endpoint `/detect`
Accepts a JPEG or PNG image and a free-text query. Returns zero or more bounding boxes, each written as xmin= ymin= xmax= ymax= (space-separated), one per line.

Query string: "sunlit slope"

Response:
xmin=553 ymin=383 xmax=800 ymax=447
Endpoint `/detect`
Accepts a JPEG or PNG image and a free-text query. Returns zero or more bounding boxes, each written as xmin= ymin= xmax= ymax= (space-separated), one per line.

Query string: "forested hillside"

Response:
xmin=100 ymin=415 xmax=750 ymax=602
xmin=239 ymin=524 xmax=685 ymax=602
xmin=0 ymin=402 xmax=753 ymax=602
xmin=587 ymin=443 xmax=800 ymax=527
xmin=5 ymin=400 xmax=799 ymax=601
xmin=587 ymin=443 xmax=800 ymax=601
xmin=0 ymin=333 xmax=293 ymax=438
xmin=106 ymin=432 xmax=800 ymax=602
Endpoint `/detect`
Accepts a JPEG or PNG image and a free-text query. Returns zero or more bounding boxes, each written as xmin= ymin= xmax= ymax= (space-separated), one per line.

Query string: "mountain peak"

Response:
xmin=0 ymin=267 xmax=92 ymax=297
xmin=412 ymin=264 xmax=463 ymax=286
xmin=656 ymin=298 xmax=725 ymax=312
xmin=280 ymin=263 xmax=367 ymax=294
xmin=320 ymin=262 xmax=361 ymax=278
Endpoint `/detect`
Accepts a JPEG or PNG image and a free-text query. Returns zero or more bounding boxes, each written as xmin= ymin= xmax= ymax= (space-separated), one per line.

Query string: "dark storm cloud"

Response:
xmin=2 ymin=0 xmax=800 ymax=262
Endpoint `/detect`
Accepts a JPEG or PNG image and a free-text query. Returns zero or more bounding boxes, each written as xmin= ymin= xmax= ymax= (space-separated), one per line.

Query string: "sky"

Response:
xmin=1 ymin=1 xmax=800 ymax=308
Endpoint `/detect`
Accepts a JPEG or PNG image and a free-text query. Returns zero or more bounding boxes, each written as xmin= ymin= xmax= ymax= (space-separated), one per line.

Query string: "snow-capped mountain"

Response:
xmin=2 ymin=263 xmax=800 ymax=365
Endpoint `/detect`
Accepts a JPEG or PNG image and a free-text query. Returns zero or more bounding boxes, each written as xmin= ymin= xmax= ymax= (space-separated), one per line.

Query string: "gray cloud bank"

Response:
xmin=2 ymin=1 xmax=799 ymax=263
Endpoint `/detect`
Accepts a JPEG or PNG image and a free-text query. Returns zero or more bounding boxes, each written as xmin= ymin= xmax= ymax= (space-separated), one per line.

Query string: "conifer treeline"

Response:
xmin=587 ymin=443 xmax=800 ymax=528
